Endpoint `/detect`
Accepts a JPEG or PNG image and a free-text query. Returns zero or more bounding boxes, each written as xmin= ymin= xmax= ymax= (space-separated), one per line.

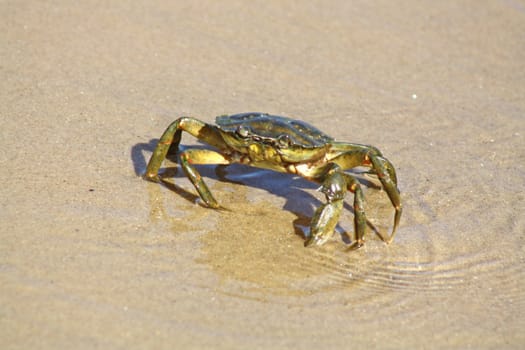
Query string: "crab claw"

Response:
xmin=304 ymin=199 xmax=344 ymax=247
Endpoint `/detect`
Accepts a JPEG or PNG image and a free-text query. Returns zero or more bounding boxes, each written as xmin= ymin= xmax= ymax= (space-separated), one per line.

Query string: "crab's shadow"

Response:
xmin=131 ymin=140 xmax=382 ymax=243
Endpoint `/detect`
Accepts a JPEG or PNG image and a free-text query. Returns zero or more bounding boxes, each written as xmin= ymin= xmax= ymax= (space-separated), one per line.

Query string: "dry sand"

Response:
xmin=1 ymin=1 xmax=524 ymax=349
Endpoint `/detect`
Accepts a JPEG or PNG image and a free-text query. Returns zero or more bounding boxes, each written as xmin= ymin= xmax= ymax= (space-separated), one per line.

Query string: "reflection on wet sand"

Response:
xmin=145 ymin=164 xmax=443 ymax=298
xmin=145 ymin=162 xmax=522 ymax=318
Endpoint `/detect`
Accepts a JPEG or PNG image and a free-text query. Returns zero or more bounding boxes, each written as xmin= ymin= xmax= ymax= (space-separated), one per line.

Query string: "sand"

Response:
xmin=1 ymin=1 xmax=524 ymax=349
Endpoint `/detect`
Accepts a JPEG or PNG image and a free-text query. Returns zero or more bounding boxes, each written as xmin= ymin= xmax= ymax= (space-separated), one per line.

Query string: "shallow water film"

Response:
xmin=1 ymin=1 xmax=524 ymax=349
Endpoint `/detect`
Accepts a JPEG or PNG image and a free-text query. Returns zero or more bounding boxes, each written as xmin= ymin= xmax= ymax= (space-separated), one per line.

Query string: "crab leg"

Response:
xmin=327 ymin=149 xmax=402 ymax=244
xmin=368 ymin=155 xmax=402 ymax=243
xmin=144 ymin=117 xmax=227 ymax=182
xmin=178 ymin=149 xmax=231 ymax=208
xmin=345 ymin=175 xmax=367 ymax=249
xmin=330 ymin=142 xmax=399 ymax=187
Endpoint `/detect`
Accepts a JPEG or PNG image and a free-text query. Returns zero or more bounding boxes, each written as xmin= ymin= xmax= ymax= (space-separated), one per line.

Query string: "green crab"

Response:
xmin=144 ymin=112 xmax=402 ymax=249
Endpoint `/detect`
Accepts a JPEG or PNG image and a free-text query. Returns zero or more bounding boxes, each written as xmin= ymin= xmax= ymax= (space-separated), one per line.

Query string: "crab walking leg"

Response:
xmin=178 ymin=149 xmax=231 ymax=209
xmin=330 ymin=142 xmax=383 ymax=157
xmin=144 ymin=117 xmax=226 ymax=181
xmin=345 ymin=174 xmax=367 ymax=249
xmin=330 ymin=149 xmax=370 ymax=170
xmin=374 ymin=155 xmax=399 ymax=188
xmin=330 ymin=142 xmax=399 ymax=188
xmin=368 ymin=155 xmax=402 ymax=243
xmin=328 ymin=149 xmax=402 ymax=244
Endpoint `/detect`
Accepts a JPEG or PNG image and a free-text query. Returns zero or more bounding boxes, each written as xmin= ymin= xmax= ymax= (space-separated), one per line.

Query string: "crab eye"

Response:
xmin=277 ymin=134 xmax=291 ymax=148
xmin=236 ymin=125 xmax=251 ymax=137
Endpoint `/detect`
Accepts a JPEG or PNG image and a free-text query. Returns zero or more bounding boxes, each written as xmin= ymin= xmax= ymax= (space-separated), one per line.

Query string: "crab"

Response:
xmin=144 ymin=112 xmax=402 ymax=249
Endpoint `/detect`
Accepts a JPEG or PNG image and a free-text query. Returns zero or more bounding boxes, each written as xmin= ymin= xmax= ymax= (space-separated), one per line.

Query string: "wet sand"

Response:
xmin=1 ymin=1 xmax=524 ymax=349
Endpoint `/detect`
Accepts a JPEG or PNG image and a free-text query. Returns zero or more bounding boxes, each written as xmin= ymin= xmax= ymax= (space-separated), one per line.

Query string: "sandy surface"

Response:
xmin=1 ymin=1 xmax=524 ymax=349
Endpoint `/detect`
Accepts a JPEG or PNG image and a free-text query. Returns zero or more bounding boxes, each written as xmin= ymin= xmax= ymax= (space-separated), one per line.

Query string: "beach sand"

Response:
xmin=1 ymin=1 xmax=524 ymax=348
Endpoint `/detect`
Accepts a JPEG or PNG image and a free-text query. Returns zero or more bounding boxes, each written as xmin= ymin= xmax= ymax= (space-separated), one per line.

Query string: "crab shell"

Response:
xmin=216 ymin=112 xmax=334 ymax=164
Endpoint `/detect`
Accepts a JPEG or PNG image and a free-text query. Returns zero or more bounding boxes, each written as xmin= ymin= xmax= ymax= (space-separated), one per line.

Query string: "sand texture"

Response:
xmin=1 ymin=1 xmax=524 ymax=349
